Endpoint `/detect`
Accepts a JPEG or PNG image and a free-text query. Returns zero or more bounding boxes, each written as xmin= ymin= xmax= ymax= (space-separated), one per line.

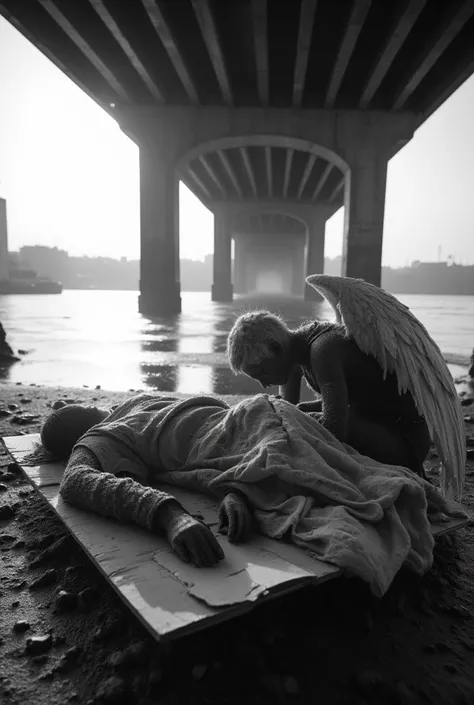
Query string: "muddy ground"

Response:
xmin=1 ymin=380 xmax=474 ymax=705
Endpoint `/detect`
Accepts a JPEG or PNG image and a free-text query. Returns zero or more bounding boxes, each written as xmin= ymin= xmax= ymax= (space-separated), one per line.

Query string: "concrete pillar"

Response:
xmin=0 ymin=198 xmax=8 ymax=281
xmin=233 ymin=238 xmax=247 ymax=294
xmin=342 ymin=150 xmax=388 ymax=286
xmin=305 ymin=207 xmax=333 ymax=301
xmin=138 ymin=147 xmax=181 ymax=316
xmin=211 ymin=209 xmax=233 ymax=302
xmin=291 ymin=242 xmax=306 ymax=297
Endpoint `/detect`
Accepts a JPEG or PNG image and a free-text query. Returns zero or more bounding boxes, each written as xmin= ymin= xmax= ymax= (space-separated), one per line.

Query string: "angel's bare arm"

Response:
xmin=280 ymin=365 xmax=303 ymax=404
xmin=309 ymin=340 xmax=349 ymax=441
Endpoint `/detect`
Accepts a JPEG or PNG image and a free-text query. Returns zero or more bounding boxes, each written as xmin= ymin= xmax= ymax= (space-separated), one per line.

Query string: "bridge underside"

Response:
xmin=2 ymin=0 xmax=474 ymax=314
xmin=2 ymin=0 xmax=473 ymax=118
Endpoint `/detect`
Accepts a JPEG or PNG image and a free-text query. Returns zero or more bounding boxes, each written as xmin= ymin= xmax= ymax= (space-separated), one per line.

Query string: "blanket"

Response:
xmin=156 ymin=395 xmax=464 ymax=597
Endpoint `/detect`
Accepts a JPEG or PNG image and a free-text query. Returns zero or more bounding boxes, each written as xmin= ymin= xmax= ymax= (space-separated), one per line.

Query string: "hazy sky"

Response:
xmin=0 ymin=17 xmax=473 ymax=266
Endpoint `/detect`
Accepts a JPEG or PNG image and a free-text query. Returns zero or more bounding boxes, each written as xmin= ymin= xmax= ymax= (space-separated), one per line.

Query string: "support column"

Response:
xmin=0 ymin=198 xmax=8 ymax=281
xmin=211 ymin=209 xmax=233 ymax=302
xmin=138 ymin=147 xmax=181 ymax=316
xmin=305 ymin=206 xmax=336 ymax=301
xmin=342 ymin=151 xmax=388 ymax=286
xmin=291 ymin=243 xmax=306 ymax=297
xmin=233 ymin=237 xmax=247 ymax=294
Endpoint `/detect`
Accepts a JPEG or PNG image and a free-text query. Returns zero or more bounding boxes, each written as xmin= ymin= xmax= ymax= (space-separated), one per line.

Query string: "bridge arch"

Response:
xmin=176 ymin=134 xmax=349 ymax=177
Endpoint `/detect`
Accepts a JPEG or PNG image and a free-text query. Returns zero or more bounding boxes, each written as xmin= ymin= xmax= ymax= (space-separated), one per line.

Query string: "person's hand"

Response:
xmin=218 ymin=491 xmax=253 ymax=544
xmin=165 ymin=508 xmax=225 ymax=567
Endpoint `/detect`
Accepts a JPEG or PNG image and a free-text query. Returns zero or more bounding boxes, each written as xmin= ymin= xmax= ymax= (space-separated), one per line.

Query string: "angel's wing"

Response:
xmin=306 ymin=273 xmax=466 ymax=500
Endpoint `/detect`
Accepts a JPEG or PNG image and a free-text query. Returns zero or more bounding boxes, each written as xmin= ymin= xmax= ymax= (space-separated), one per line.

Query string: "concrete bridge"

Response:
xmin=2 ymin=0 xmax=474 ymax=314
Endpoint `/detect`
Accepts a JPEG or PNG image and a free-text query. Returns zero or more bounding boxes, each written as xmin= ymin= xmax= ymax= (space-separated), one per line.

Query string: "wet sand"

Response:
xmin=1 ymin=380 xmax=474 ymax=705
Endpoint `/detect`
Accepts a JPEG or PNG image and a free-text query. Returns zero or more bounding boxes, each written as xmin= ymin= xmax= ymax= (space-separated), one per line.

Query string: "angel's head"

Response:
xmin=41 ymin=403 xmax=109 ymax=460
xmin=227 ymin=310 xmax=293 ymax=387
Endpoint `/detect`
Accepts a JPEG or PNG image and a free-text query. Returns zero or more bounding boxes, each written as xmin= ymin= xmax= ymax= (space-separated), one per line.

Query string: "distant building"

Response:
xmin=0 ymin=198 xmax=9 ymax=281
xmin=20 ymin=245 xmax=69 ymax=283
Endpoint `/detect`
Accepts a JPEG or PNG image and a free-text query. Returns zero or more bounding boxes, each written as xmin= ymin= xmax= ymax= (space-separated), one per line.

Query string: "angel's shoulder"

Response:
xmin=309 ymin=324 xmax=347 ymax=359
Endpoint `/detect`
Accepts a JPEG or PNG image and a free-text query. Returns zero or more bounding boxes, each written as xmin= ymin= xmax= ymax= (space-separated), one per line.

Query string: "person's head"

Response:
xmin=40 ymin=403 xmax=109 ymax=460
xmin=227 ymin=310 xmax=293 ymax=387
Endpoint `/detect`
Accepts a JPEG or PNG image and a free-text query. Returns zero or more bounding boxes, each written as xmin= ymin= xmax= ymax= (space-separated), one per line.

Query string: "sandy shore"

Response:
xmin=1 ymin=380 xmax=474 ymax=705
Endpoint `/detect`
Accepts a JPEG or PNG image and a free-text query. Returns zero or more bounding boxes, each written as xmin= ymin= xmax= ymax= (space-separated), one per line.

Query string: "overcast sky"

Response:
xmin=1 ymin=17 xmax=473 ymax=266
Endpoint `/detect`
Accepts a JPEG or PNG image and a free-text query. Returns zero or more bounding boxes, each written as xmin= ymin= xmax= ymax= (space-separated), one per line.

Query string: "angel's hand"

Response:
xmin=297 ymin=400 xmax=323 ymax=413
xmin=218 ymin=491 xmax=253 ymax=543
xmin=165 ymin=509 xmax=225 ymax=567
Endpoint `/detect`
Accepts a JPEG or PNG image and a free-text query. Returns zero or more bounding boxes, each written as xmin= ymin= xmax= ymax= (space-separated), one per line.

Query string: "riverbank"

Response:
xmin=1 ymin=381 xmax=474 ymax=705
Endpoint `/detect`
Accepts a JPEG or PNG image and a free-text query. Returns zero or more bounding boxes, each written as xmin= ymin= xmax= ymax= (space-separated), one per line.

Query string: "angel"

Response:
xmin=227 ymin=275 xmax=466 ymax=499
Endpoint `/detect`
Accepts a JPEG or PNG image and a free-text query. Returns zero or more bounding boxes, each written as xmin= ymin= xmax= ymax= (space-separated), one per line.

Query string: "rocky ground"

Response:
xmin=1 ymin=380 xmax=474 ymax=705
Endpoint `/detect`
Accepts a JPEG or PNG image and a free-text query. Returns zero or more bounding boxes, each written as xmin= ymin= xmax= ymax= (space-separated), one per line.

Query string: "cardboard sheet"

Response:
xmin=2 ymin=434 xmax=469 ymax=641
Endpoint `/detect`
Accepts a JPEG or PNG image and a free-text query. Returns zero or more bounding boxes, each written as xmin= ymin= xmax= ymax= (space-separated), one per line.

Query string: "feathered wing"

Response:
xmin=306 ymin=274 xmax=466 ymax=500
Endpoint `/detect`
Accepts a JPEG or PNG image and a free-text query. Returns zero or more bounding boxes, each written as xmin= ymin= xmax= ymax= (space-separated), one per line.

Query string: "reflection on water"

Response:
xmin=0 ymin=290 xmax=473 ymax=396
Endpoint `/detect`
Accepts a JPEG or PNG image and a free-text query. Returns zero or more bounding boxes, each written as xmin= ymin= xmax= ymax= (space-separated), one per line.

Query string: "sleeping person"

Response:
xmin=35 ymin=391 xmax=465 ymax=596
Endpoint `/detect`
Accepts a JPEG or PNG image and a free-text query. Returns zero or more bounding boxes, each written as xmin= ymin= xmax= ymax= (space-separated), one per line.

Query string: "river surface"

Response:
xmin=0 ymin=291 xmax=473 ymax=396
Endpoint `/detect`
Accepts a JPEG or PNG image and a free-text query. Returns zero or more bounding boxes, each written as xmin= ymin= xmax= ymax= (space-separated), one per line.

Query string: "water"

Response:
xmin=0 ymin=290 xmax=473 ymax=396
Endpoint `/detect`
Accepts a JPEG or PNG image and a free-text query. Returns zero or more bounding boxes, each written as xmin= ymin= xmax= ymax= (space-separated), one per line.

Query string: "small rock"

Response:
xmin=95 ymin=676 xmax=127 ymax=703
xmin=0 ymin=409 xmax=12 ymax=418
xmin=25 ymin=634 xmax=53 ymax=655
xmin=467 ymin=448 xmax=474 ymax=459
xmin=18 ymin=488 xmax=31 ymax=497
xmin=12 ymin=580 xmax=26 ymax=591
xmin=461 ymin=398 xmax=474 ymax=407
xmin=0 ymin=473 xmax=16 ymax=482
xmin=284 ymin=675 xmax=299 ymax=694
xmin=0 ymin=504 xmax=15 ymax=520
xmin=11 ymin=413 xmax=40 ymax=425
xmin=7 ymin=404 xmax=19 ymax=411
xmin=32 ymin=654 xmax=49 ymax=665
xmin=11 ymin=599 xmax=20 ymax=607
xmin=192 ymin=664 xmax=208 ymax=679
xmin=464 ymin=415 xmax=473 ymax=423
xmin=0 ymin=534 xmax=15 ymax=546
xmin=18 ymin=350 xmax=27 ymax=355
xmin=52 ymin=400 xmax=67 ymax=410
xmin=95 ymin=385 xmax=101 ymax=390
xmin=13 ymin=620 xmax=30 ymax=633
xmin=14 ymin=540 xmax=26 ymax=549
xmin=55 ymin=590 xmax=78 ymax=613
xmin=30 ymin=569 xmax=58 ymax=589
xmin=0 ymin=483 xmax=7 ymax=492
xmin=7 ymin=462 xmax=21 ymax=475
xmin=20 ymin=398 xmax=32 ymax=404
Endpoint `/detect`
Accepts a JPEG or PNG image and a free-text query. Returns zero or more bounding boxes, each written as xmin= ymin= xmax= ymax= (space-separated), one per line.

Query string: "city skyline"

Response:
xmin=1 ymin=17 xmax=474 ymax=266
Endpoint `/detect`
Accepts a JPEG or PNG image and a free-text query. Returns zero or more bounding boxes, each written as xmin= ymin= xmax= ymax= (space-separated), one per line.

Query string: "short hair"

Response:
xmin=40 ymin=405 xmax=99 ymax=460
xmin=227 ymin=310 xmax=289 ymax=373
